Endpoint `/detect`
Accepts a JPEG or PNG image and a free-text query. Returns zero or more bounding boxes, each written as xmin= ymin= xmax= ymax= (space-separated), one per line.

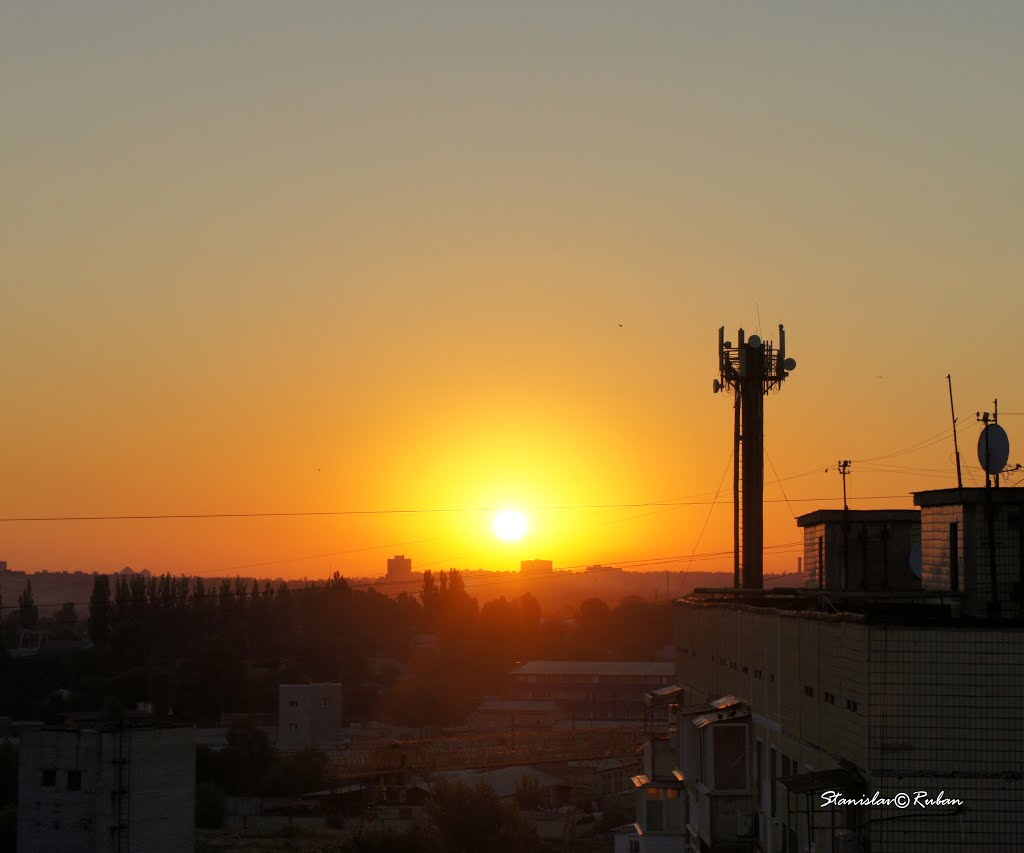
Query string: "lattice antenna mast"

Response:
xmin=714 ymin=325 xmax=796 ymax=589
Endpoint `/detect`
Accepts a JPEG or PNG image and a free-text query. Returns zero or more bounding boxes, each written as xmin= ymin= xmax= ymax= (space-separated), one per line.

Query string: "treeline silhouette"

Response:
xmin=0 ymin=569 xmax=672 ymax=727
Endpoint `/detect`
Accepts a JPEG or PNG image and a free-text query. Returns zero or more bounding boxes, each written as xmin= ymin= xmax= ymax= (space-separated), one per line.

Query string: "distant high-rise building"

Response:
xmin=520 ymin=559 xmax=553 ymax=574
xmin=386 ymin=554 xmax=413 ymax=581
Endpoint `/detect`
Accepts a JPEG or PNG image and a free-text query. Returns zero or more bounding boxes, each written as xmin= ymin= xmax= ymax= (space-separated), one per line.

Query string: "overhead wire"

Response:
xmin=0 ymin=418 xmax=1000 ymax=581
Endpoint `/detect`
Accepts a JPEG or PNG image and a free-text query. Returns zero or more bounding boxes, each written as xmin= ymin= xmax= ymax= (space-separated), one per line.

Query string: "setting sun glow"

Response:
xmin=492 ymin=509 xmax=530 ymax=542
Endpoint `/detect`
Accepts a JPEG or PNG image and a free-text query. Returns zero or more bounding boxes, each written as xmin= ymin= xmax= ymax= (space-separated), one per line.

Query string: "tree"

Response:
xmin=55 ymin=602 xmax=77 ymax=626
xmin=426 ymin=778 xmax=540 ymax=853
xmin=18 ymin=580 xmax=38 ymax=629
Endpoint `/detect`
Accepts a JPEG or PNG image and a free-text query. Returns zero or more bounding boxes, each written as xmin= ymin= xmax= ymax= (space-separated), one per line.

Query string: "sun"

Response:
xmin=492 ymin=508 xmax=530 ymax=542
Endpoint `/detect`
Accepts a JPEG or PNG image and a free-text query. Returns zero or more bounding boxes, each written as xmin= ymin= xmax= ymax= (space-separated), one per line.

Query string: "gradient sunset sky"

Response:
xmin=3 ymin=3 xmax=1022 ymax=579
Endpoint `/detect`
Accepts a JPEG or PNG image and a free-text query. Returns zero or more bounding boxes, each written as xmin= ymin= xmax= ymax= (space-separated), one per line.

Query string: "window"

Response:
xmin=67 ymin=770 xmax=82 ymax=791
xmin=321 ymin=697 xmax=330 ymax=707
xmin=712 ymin=725 xmax=747 ymax=791
xmin=646 ymin=786 xmax=665 ymax=831
xmin=803 ymin=685 xmax=814 ymax=698
xmin=950 ymin=522 xmax=959 ymax=592
xmin=289 ymin=699 xmax=299 ymax=708
xmin=756 ymin=740 xmax=764 ymax=808
xmin=41 ymin=769 xmax=56 ymax=787
xmin=846 ymin=699 xmax=859 ymax=713
xmin=824 ymin=691 xmax=836 ymax=705
xmin=645 ymin=787 xmax=683 ymax=832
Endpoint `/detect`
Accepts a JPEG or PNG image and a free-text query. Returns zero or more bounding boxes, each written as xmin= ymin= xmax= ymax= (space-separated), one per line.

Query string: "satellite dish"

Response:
xmin=713 ymin=379 xmax=723 ymax=393
xmin=907 ymin=544 xmax=922 ymax=578
xmin=748 ymin=335 xmax=761 ymax=349
xmin=783 ymin=357 xmax=797 ymax=371
xmin=978 ymin=424 xmax=1010 ymax=475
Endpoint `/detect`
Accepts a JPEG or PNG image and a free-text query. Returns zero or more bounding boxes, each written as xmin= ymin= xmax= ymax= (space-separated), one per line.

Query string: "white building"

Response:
xmin=17 ymin=722 xmax=195 ymax=853
xmin=278 ymin=683 xmax=343 ymax=752
xmin=627 ymin=486 xmax=1024 ymax=853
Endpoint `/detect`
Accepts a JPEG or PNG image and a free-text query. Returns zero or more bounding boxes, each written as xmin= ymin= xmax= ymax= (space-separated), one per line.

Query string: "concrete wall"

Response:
xmin=278 ymin=683 xmax=343 ymax=752
xmin=866 ymin=625 xmax=1024 ymax=852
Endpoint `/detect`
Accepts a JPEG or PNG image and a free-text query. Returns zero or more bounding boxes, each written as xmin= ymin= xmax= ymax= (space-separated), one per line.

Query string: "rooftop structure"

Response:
xmin=796 ymin=509 xmax=921 ymax=592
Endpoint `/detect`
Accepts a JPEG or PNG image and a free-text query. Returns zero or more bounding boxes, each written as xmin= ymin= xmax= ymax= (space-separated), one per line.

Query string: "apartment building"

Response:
xmin=17 ymin=721 xmax=195 ymax=853
xmin=627 ymin=487 xmax=1024 ymax=852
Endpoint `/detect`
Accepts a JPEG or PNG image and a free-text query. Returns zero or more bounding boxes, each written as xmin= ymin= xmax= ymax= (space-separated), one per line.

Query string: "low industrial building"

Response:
xmin=510 ymin=660 xmax=674 ymax=727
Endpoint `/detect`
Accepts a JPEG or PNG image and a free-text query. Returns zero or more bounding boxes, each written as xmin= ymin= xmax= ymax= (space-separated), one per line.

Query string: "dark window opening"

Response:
xmin=41 ymin=769 xmax=56 ymax=787
xmin=712 ymin=725 xmax=747 ymax=790
xmin=950 ymin=522 xmax=959 ymax=592
xmin=67 ymin=770 xmax=82 ymax=791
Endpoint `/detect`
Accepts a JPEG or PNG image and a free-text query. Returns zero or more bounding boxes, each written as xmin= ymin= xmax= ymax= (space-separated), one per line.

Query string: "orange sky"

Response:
xmin=2 ymin=4 xmax=1022 ymax=580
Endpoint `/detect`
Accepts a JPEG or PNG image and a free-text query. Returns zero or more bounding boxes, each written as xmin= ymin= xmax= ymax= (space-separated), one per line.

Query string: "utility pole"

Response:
xmin=714 ymin=325 xmax=796 ymax=589
xmin=834 ymin=460 xmax=851 ymax=590
xmin=946 ymin=375 xmax=963 ymax=489
xmin=836 ymin=460 xmax=851 ymax=510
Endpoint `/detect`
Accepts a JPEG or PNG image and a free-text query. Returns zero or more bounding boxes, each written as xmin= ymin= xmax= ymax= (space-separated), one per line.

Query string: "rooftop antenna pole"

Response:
xmin=976 ymin=407 xmax=1010 ymax=616
xmin=947 ymin=374 xmax=963 ymax=489
xmin=994 ymin=399 xmax=1000 ymax=488
xmin=978 ymin=410 xmax=992 ymax=488
xmin=714 ymin=323 xmax=796 ymax=590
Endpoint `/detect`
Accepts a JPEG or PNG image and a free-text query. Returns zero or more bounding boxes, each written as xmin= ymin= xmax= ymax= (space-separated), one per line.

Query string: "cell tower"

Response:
xmin=713 ymin=325 xmax=796 ymax=589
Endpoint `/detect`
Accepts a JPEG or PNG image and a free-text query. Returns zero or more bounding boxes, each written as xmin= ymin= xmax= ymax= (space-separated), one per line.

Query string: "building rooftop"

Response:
xmin=477 ymin=698 xmax=558 ymax=713
xmin=512 ymin=661 xmax=675 ymax=677
xmin=679 ymin=587 xmax=971 ymax=625
xmin=913 ymin=486 xmax=1024 ymax=507
xmin=796 ymin=508 xmax=920 ymax=527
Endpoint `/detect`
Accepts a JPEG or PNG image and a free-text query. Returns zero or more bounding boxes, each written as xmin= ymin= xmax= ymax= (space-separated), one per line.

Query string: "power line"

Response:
xmin=765 ymin=446 xmax=797 ymax=520
xmin=0 ymin=419 xmax=980 ymax=527
xmin=681 ymin=451 xmax=733 ymax=578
